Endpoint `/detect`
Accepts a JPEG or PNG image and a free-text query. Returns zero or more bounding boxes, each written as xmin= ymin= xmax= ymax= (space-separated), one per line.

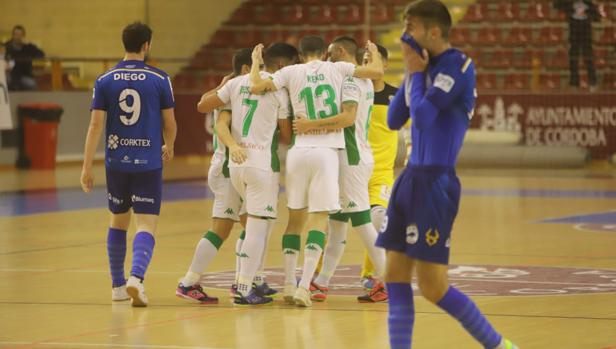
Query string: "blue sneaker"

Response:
xmin=254 ymin=282 xmax=278 ymax=297
xmin=233 ymin=291 xmax=273 ymax=306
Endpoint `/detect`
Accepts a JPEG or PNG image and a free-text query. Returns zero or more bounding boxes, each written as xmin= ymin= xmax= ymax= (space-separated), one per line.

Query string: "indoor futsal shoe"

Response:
xmin=254 ymin=282 xmax=278 ymax=297
xmin=357 ymin=281 xmax=388 ymax=303
xmin=309 ymin=281 xmax=329 ymax=302
xmin=283 ymin=283 xmax=297 ymax=305
xmin=111 ymin=284 xmax=130 ymax=301
xmin=293 ymin=287 xmax=312 ymax=307
xmin=233 ymin=291 xmax=273 ymax=306
xmin=176 ymin=283 xmax=219 ymax=304
xmin=126 ymin=276 xmax=148 ymax=307
xmin=496 ymin=339 xmax=519 ymax=349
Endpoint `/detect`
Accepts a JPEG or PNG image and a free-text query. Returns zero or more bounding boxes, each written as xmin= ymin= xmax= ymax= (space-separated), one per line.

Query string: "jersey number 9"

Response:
xmin=119 ymin=88 xmax=141 ymax=126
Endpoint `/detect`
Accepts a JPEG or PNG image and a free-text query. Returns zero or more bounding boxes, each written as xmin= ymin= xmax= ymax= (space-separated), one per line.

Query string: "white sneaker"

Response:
xmin=111 ymin=285 xmax=130 ymax=301
xmin=293 ymin=287 xmax=312 ymax=307
xmin=283 ymin=283 xmax=297 ymax=305
xmin=126 ymin=276 xmax=148 ymax=307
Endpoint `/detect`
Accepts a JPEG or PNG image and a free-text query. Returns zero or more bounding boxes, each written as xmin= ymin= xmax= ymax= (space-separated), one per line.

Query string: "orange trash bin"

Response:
xmin=18 ymin=103 xmax=63 ymax=169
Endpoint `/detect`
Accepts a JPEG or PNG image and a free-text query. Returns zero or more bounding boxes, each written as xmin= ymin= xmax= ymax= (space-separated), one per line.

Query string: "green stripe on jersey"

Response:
xmin=344 ymin=125 xmax=360 ymax=165
xmin=223 ymin=147 xmax=230 ymax=178
xmin=271 ymin=128 xmax=280 ymax=172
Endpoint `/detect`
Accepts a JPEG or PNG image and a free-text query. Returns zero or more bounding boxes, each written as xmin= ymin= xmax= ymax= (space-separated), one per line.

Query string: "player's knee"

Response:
xmin=134 ymin=214 xmax=158 ymax=234
xmin=417 ymin=278 xmax=449 ymax=304
xmin=110 ymin=212 xmax=131 ymax=230
xmin=370 ymin=205 xmax=386 ymax=231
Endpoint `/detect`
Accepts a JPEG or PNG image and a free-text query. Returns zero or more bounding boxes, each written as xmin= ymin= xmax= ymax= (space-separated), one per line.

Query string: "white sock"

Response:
xmin=371 ymin=205 xmax=387 ymax=232
xmin=354 ymin=223 xmax=386 ymax=277
xmin=254 ymin=220 xmax=274 ymax=286
xmin=282 ymin=234 xmax=301 ymax=285
xmin=237 ymin=217 xmax=269 ymax=297
xmin=314 ymin=219 xmax=348 ymax=287
xmin=234 ymin=230 xmax=245 ymax=284
xmin=298 ymin=230 xmax=326 ymax=290
xmin=182 ymin=232 xmax=222 ymax=286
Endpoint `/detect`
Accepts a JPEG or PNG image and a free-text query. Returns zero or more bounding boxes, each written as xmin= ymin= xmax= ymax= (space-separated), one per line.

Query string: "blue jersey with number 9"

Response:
xmin=91 ymin=60 xmax=175 ymax=172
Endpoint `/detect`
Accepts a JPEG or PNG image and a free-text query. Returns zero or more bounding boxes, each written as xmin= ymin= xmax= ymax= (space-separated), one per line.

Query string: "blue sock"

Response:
xmin=130 ymin=232 xmax=155 ymax=280
xmin=437 ymin=286 xmax=502 ymax=349
xmin=386 ymin=283 xmax=415 ymax=349
xmin=107 ymin=228 xmax=127 ymax=287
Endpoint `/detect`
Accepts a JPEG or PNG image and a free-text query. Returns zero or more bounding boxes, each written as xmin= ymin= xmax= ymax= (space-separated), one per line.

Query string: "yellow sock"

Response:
xmin=360 ymin=249 xmax=375 ymax=278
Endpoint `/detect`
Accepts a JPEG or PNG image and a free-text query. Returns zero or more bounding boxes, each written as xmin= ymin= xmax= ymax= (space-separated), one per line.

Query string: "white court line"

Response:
xmin=0 ymin=341 xmax=228 ymax=349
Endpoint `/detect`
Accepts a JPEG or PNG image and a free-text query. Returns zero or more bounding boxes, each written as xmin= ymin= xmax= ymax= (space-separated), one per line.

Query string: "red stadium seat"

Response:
xmin=598 ymin=1 xmax=611 ymax=20
xmin=254 ymin=4 xmax=278 ymax=25
xmin=281 ymin=4 xmax=306 ymax=25
xmin=513 ymin=49 xmax=545 ymax=69
xmin=209 ymin=30 xmax=234 ymax=48
xmin=463 ymin=3 xmax=486 ymax=22
xmin=537 ymin=26 xmax=565 ymax=46
xmin=473 ymin=27 xmax=502 ymax=46
xmin=495 ymin=2 xmax=520 ymax=22
xmin=602 ymin=73 xmax=616 ymax=90
xmin=598 ymin=26 xmax=616 ymax=45
xmin=227 ymin=5 xmax=252 ymax=25
xmin=539 ymin=73 xmax=562 ymax=90
xmin=353 ymin=29 xmax=376 ymax=43
xmin=476 ymin=73 xmax=498 ymax=90
xmin=173 ymin=74 xmax=197 ymax=91
xmin=235 ymin=30 xmax=261 ymax=47
xmin=337 ymin=4 xmax=363 ymax=25
xmin=523 ymin=1 xmax=548 ymax=22
xmin=504 ymin=74 xmax=530 ymax=90
xmin=486 ymin=50 xmax=513 ymax=69
xmin=594 ymin=48 xmax=609 ymax=68
xmin=261 ymin=29 xmax=289 ymax=44
xmin=449 ymin=27 xmax=470 ymax=47
xmin=503 ymin=27 xmax=532 ymax=46
xmin=371 ymin=4 xmax=394 ymax=24
xmin=307 ymin=5 xmax=336 ymax=25
xmin=547 ymin=48 xmax=569 ymax=69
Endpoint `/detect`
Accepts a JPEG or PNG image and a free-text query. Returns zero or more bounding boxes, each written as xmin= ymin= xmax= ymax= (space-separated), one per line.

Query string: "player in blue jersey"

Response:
xmin=375 ymin=1 xmax=518 ymax=348
xmin=80 ymin=22 xmax=177 ymax=307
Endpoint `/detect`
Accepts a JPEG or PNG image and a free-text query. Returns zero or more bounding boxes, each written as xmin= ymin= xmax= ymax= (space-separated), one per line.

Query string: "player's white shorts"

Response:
xmin=230 ymin=167 xmax=280 ymax=219
xmin=208 ymin=161 xmax=242 ymax=221
xmin=286 ymin=147 xmax=340 ymax=213
xmin=339 ymin=157 xmax=374 ymax=214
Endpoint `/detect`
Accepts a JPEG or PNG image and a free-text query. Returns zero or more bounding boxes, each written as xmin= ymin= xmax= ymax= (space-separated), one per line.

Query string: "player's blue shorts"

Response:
xmin=375 ymin=165 xmax=461 ymax=265
xmin=105 ymin=168 xmax=163 ymax=215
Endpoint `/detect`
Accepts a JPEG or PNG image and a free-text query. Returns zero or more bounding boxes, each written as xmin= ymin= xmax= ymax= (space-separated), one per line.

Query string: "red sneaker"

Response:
xmin=309 ymin=281 xmax=329 ymax=302
xmin=357 ymin=281 xmax=388 ymax=303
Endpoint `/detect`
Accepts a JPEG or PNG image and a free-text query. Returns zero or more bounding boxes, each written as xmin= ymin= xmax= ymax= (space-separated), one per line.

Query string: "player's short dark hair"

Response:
xmin=332 ymin=36 xmax=359 ymax=57
xmin=404 ymin=0 xmax=452 ymax=39
xmin=299 ymin=35 xmax=326 ymax=57
xmin=376 ymin=44 xmax=389 ymax=61
xmin=264 ymin=42 xmax=299 ymax=68
xmin=122 ymin=22 xmax=153 ymax=53
xmin=232 ymin=48 xmax=253 ymax=76
xmin=12 ymin=25 xmax=25 ymax=35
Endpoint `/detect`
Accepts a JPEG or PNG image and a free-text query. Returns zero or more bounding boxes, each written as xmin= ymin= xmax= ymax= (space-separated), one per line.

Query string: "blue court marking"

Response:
xmin=0 ymin=181 xmax=213 ymax=217
xmin=1 ymin=184 xmax=616 ymax=217
xmin=539 ymin=210 xmax=616 ymax=225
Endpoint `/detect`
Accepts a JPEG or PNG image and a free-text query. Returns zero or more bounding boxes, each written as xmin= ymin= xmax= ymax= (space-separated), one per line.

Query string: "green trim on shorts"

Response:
xmin=204 ymin=231 xmax=224 ymax=250
xmin=344 ymin=125 xmax=360 ymax=165
xmin=349 ymin=210 xmax=372 ymax=227
xmin=222 ymin=147 xmax=230 ymax=178
xmin=329 ymin=211 xmax=349 ymax=222
xmin=306 ymin=230 xmax=326 ymax=249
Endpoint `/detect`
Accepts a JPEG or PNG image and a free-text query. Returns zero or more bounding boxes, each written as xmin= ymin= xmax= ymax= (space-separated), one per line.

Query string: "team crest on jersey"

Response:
xmin=433 ymin=73 xmax=455 ymax=93
xmin=406 ymin=224 xmax=419 ymax=245
xmin=426 ymin=228 xmax=440 ymax=246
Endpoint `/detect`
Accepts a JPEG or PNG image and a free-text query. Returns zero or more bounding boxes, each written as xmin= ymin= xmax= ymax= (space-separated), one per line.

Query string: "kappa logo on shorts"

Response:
xmin=224 ymin=208 xmax=235 ymax=215
xmin=265 ymin=205 xmax=275 ymax=213
xmin=347 ymin=201 xmax=358 ymax=209
xmin=406 ymin=224 xmax=419 ymax=245
xmin=426 ymin=228 xmax=440 ymax=247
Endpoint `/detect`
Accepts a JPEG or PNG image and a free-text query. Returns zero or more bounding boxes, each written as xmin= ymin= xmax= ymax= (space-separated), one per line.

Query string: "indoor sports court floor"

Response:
xmin=1 ymin=158 xmax=615 ymax=349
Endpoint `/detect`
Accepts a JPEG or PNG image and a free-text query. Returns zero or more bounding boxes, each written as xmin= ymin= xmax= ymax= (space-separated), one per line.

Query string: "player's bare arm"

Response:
xmin=80 ymin=109 xmax=106 ymax=193
xmin=293 ymin=101 xmax=358 ymax=134
xmin=353 ymin=41 xmax=384 ymax=80
xmin=249 ymin=43 xmax=277 ymax=94
xmin=215 ymin=110 xmax=247 ymax=164
xmin=278 ymin=118 xmax=293 ymax=144
xmin=161 ymin=108 xmax=177 ymax=162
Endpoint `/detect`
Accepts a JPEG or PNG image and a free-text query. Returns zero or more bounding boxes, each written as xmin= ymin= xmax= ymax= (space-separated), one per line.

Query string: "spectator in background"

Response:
xmin=554 ymin=0 xmax=601 ymax=90
xmin=4 ymin=25 xmax=45 ymax=91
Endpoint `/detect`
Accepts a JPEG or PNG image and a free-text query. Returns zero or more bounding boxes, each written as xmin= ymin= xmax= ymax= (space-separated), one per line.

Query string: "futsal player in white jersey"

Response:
xmin=198 ymin=43 xmax=296 ymax=305
xmin=250 ymin=36 xmax=383 ymax=307
xmin=294 ymin=37 xmax=388 ymax=303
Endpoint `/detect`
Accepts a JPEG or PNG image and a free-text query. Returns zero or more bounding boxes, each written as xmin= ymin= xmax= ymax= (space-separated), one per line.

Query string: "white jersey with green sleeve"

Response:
xmin=272 ymin=60 xmax=355 ymax=149
xmin=217 ymin=72 xmax=288 ymax=172
xmin=341 ymin=76 xmax=375 ymax=166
